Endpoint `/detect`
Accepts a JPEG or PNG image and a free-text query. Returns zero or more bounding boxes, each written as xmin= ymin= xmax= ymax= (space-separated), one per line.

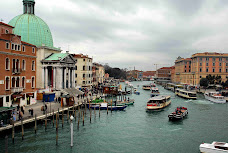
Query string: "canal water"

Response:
xmin=1 ymin=81 xmax=228 ymax=153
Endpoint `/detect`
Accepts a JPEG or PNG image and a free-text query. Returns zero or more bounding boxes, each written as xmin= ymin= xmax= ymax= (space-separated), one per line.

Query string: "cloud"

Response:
xmin=1 ymin=0 xmax=228 ymax=71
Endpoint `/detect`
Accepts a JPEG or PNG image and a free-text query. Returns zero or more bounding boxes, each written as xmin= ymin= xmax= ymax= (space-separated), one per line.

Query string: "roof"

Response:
xmin=0 ymin=22 xmax=14 ymax=28
xmin=45 ymin=53 xmax=68 ymax=61
xmin=149 ymin=95 xmax=170 ymax=100
xmin=8 ymin=14 xmax=53 ymax=48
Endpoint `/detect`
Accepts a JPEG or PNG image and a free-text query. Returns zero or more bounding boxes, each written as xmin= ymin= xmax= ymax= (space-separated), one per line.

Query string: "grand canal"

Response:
xmin=1 ymin=81 xmax=228 ymax=153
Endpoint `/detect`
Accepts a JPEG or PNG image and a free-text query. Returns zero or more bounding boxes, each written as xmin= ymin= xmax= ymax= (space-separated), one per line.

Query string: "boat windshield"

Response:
xmin=188 ymin=93 xmax=197 ymax=97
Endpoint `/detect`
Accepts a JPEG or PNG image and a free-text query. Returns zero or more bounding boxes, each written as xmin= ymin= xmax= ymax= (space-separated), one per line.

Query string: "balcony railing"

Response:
xmin=12 ymin=68 xmax=22 ymax=74
xmin=11 ymin=87 xmax=23 ymax=93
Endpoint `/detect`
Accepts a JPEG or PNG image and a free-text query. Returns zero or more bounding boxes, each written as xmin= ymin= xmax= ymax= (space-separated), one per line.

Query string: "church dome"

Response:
xmin=8 ymin=0 xmax=54 ymax=48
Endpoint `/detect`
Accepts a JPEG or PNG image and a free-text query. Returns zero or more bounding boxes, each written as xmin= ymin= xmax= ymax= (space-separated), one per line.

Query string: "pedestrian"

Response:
xmin=21 ymin=106 xmax=24 ymax=114
xmin=17 ymin=104 xmax=20 ymax=111
xmin=45 ymin=104 xmax=47 ymax=112
xmin=58 ymin=97 xmax=61 ymax=103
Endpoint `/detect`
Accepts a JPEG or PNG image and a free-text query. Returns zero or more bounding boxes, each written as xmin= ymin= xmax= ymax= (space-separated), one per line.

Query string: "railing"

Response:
xmin=11 ymin=87 xmax=23 ymax=93
xmin=12 ymin=68 xmax=22 ymax=74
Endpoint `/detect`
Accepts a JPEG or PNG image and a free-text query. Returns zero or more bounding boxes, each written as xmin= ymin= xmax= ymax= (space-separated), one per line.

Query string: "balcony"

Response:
xmin=12 ymin=69 xmax=22 ymax=74
xmin=11 ymin=87 xmax=23 ymax=93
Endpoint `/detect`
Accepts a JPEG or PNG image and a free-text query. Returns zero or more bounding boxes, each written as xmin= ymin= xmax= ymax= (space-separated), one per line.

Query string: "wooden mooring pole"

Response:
xmin=45 ymin=111 xmax=47 ymax=131
xmin=78 ymin=112 xmax=80 ymax=129
xmin=21 ymin=119 xmax=24 ymax=140
xmin=94 ymin=106 xmax=96 ymax=118
xmin=62 ymin=110 xmax=64 ymax=128
xmin=83 ymin=111 xmax=84 ymax=126
xmin=99 ymin=104 xmax=101 ymax=118
xmin=52 ymin=110 xmax=54 ymax=127
xmin=35 ymin=114 xmax=37 ymax=134
xmin=67 ymin=107 xmax=69 ymax=123
xmin=12 ymin=121 xmax=14 ymax=143
xmin=5 ymin=135 xmax=8 ymax=153
xmin=56 ymin=113 xmax=58 ymax=145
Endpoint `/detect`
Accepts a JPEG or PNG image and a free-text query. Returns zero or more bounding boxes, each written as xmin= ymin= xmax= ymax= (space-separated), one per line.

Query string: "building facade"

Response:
xmin=73 ymin=54 xmax=93 ymax=88
xmin=0 ymin=22 xmax=37 ymax=107
xmin=93 ymin=63 xmax=105 ymax=85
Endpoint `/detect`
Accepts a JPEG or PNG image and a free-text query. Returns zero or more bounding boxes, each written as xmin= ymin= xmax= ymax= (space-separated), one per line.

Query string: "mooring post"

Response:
xmin=94 ymin=106 xmax=96 ymax=118
xmin=53 ymin=109 xmax=54 ymax=127
xmin=70 ymin=116 xmax=74 ymax=147
xmin=75 ymin=108 xmax=77 ymax=122
xmin=45 ymin=111 xmax=47 ymax=131
xmin=5 ymin=135 xmax=8 ymax=153
xmin=62 ymin=110 xmax=64 ymax=128
xmin=83 ymin=111 xmax=84 ymax=126
xmin=21 ymin=119 xmax=24 ymax=140
xmin=99 ymin=104 xmax=101 ymax=118
xmin=78 ymin=112 xmax=80 ymax=129
xmin=107 ymin=103 xmax=108 ymax=115
xmin=12 ymin=121 xmax=14 ymax=143
xmin=67 ymin=107 xmax=69 ymax=123
xmin=35 ymin=114 xmax=37 ymax=134
xmin=58 ymin=108 xmax=59 ymax=121
xmin=90 ymin=108 xmax=91 ymax=123
xmin=111 ymin=99 xmax=113 ymax=113
xmin=56 ymin=113 xmax=58 ymax=145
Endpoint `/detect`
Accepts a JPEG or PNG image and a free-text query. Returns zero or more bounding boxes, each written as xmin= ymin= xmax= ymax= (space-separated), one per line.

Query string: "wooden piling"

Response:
xmin=5 ymin=135 xmax=8 ymax=153
xmin=83 ymin=111 xmax=84 ymax=126
xmin=35 ymin=114 xmax=37 ymax=134
xmin=111 ymin=99 xmax=113 ymax=113
xmin=12 ymin=121 xmax=14 ymax=143
xmin=62 ymin=110 xmax=64 ymax=128
xmin=67 ymin=107 xmax=69 ymax=123
xmin=90 ymin=109 xmax=91 ymax=123
xmin=78 ymin=112 xmax=80 ymax=129
xmin=107 ymin=103 xmax=108 ymax=115
xmin=94 ymin=106 xmax=96 ymax=118
xmin=75 ymin=108 xmax=77 ymax=122
xmin=52 ymin=110 xmax=54 ymax=127
xmin=21 ymin=119 xmax=24 ymax=140
xmin=58 ymin=108 xmax=59 ymax=121
xmin=45 ymin=111 xmax=47 ymax=131
xmin=99 ymin=104 xmax=101 ymax=118
xmin=56 ymin=113 xmax=58 ymax=145
xmin=73 ymin=104 xmax=75 ymax=116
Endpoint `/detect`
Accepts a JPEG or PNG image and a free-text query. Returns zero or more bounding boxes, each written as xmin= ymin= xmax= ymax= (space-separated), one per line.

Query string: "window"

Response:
xmin=83 ymin=59 xmax=85 ymax=61
xmin=31 ymin=76 xmax=35 ymax=88
xmin=83 ymin=74 xmax=85 ymax=78
xmin=15 ymin=44 xmax=17 ymax=51
xmin=22 ymin=46 xmax=25 ymax=52
xmin=226 ymin=63 xmax=228 ymax=66
xmin=199 ymin=58 xmax=202 ymax=61
xmin=206 ymin=63 xmax=209 ymax=66
xmin=213 ymin=63 xmax=215 ymax=66
xmin=75 ymin=73 xmax=77 ymax=78
xmin=32 ymin=47 xmax=35 ymax=53
xmin=199 ymin=68 xmax=202 ymax=72
xmin=6 ymin=42 xmax=9 ymax=49
xmin=226 ymin=58 xmax=228 ymax=61
xmin=200 ymin=76 xmax=202 ymax=78
xmin=185 ymin=65 xmax=186 ymax=68
xmin=185 ymin=69 xmax=186 ymax=72
xmin=213 ymin=58 xmax=216 ymax=61
xmin=83 ymin=81 xmax=85 ymax=84
xmin=75 ymin=66 xmax=77 ymax=70
xmin=212 ymin=68 xmax=215 ymax=72
xmin=226 ymin=69 xmax=228 ymax=73
xmin=32 ymin=61 xmax=35 ymax=71
xmin=83 ymin=65 xmax=85 ymax=70
xmin=219 ymin=69 xmax=222 ymax=73
xmin=206 ymin=68 xmax=208 ymax=72
xmin=11 ymin=44 xmax=14 ymax=50
xmin=6 ymin=96 xmax=9 ymax=102
xmin=219 ymin=63 xmax=222 ymax=66
xmin=22 ymin=60 xmax=26 ymax=70
xmin=5 ymin=77 xmax=10 ymax=90
xmin=200 ymin=63 xmax=202 ymax=66
xmin=189 ymin=69 xmax=191 ymax=72
xmin=5 ymin=58 xmax=10 ymax=70
xmin=22 ymin=77 xmax=25 ymax=88
xmin=5 ymin=30 xmax=9 ymax=34
xmin=219 ymin=58 xmax=222 ymax=61
xmin=18 ymin=45 xmax=21 ymax=51
xmin=16 ymin=77 xmax=20 ymax=87
xmin=206 ymin=57 xmax=209 ymax=61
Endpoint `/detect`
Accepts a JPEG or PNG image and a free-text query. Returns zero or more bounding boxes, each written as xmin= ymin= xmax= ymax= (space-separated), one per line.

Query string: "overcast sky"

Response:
xmin=1 ymin=0 xmax=228 ymax=71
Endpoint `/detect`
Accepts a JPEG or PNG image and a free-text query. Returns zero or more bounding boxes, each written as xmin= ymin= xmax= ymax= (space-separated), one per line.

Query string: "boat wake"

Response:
xmin=192 ymin=100 xmax=214 ymax=105
xmin=169 ymin=128 xmax=182 ymax=131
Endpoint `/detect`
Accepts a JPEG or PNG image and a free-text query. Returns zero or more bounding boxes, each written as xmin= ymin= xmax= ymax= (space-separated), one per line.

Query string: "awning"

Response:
xmin=26 ymin=93 xmax=34 ymax=97
xmin=11 ymin=94 xmax=23 ymax=99
xmin=61 ymin=88 xmax=84 ymax=97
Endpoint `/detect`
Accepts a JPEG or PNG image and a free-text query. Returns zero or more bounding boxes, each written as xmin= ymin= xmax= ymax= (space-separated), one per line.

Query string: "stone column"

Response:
xmin=45 ymin=67 xmax=48 ymax=88
xmin=64 ymin=68 xmax=66 ymax=89
xmin=68 ymin=68 xmax=71 ymax=88
xmin=53 ymin=67 xmax=56 ymax=89
xmin=72 ymin=69 xmax=75 ymax=88
xmin=42 ymin=67 xmax=44 ymax=88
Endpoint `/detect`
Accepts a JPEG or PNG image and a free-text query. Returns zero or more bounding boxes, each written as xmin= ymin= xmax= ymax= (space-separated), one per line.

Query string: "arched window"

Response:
xmin=22 ymin=77 xmax=25 ymax=88
xmin=12 ymin=77 xmax=15 ymax=88
xmin=32 ymin=61 xmax=35 ymax=71
xmin=22 ymin=60 xmax=26 ymax=70
xmin=31 ymin=77 xmax=35 ymax=88
xmin=5 ymin=58 xmax=10 ymax=70
xmin=5 ymin=77 xmax=9 ymax=90
xmin=16 ymin=77 xmax=20 ymax=87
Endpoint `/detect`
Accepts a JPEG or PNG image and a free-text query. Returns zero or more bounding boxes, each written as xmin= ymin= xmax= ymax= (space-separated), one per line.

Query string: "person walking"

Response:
xmin=21 ymin=106 xmax=24 ymax=114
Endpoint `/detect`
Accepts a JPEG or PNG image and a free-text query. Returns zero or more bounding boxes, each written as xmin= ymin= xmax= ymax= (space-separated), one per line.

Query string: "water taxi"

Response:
xmin=175 ymin=89 xmax=197 ymax=99
xmin=200 ymin=141 xmax=228 ymax=153
xmin=133 ymin=87 xmax=140 ymax=95
xmin=204 ymin=92 xmax=226 ymax=104
xmin=146 ymin=95 xmax=171 ymax=110
xmin=150 ymin=87 xmax=160 ymax=97
xmin=168 ymin=107 xmax=188 ymax=121
xmin=142 ymin=85 xmax=151 ymax=90
xmin=164 ymin=83 xmax=175 ymax=91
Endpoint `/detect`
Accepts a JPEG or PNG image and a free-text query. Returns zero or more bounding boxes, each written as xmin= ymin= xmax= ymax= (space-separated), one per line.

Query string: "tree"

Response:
xmin=215 ymin=75 xmax=222 ymax=84
xmin=200 ymin=78 xmax=209 ymax=87
xmin=206 ymin=74 xmax=215 ymax=84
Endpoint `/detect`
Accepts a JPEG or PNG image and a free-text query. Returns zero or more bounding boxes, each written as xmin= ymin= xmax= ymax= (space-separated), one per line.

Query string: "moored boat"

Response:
xmin=142 ymin=85 xmax=151 ymax=90
xmin=168 ymin=107 xmax=188 ymax=121
xmin=150 ymin=87 xmax=160 ymax=97
xmin=134 ymin=87 xmax=140 ymax=95
xmin=204 ymin=92 xmax=226 ymax=104
xmin=146 ymin=95 xmax=171 ymax=110
xmin=175 ymin=89 xmax=197 ymax=99
xmin=200 ymin=141 xmax=228 ymax=153
xmin=87 ymin=103 xmax=127 ymax=110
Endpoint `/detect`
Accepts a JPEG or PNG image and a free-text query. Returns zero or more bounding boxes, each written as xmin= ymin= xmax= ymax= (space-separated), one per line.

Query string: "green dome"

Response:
xmin=8 ymin=14 xmax=53 ymax=48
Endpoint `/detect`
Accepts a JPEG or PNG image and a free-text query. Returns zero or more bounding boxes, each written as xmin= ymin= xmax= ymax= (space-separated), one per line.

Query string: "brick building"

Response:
xmin=155 ymin=67 xmax=174 ymax=84
xmin=0 ymin=22 xmax=37 ymax=107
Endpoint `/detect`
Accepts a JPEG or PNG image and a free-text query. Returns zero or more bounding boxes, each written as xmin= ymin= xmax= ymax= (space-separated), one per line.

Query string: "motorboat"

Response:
xmin=146 ymin=95 xmax=171 ymax=110
xmin=175 ymin=89 xmax=197 ymax=99
xmin=142 ymin=85 xmax=152 ymax=90
xmin=87 ymin=103 xmax=127 ymax=110
xmin=134 ymin=87 xmax=140 ymax=95
xmin=150 ymin=87 xmax=160 ymax=97
xmin=168 ymin=107 xmax=188 ymax=121
xmin=204 ymin=92 xmax=226 ymax=103
xmin=200 ymin=141 xmax=228 ymax=153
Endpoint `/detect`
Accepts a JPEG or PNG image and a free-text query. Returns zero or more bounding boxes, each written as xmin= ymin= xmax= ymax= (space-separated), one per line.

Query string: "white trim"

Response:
xmin=5 ymin=57 xmax=10 ymax=70
xmin=31 ymin=76 xmax=35 ymax=88
xmin=5 ymin=76 xmax=10 ymax=90
xmin=22 ymin=59 xmax=26 ymax=71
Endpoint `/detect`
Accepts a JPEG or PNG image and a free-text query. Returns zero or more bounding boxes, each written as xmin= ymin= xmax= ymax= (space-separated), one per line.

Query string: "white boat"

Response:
xmin=200 ymin=141 xmax=228 ymax=153
xmin=150 ymin=87 xmax=160 ymax=97
xmin=168 ymin=107 xmax=188 ymax=120
xmin=204 ymin=92 xmax=226 ymax=103
xmin=146 ymin=95 xmax=171 ymax=110
xmin=142 ymin=85 xmax=151 ymax=90
xmin=175 ymin=89 xmax=197 ymax=99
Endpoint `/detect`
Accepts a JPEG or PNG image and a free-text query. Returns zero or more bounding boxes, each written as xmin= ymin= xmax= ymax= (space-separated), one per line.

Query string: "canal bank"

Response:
xmin=1 ymin=81 xmax=228 ymax=153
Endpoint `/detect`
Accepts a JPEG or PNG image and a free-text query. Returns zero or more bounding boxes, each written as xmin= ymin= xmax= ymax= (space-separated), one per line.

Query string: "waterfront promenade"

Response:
xmin=0 ymin=94 xmax=98 ymax=133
